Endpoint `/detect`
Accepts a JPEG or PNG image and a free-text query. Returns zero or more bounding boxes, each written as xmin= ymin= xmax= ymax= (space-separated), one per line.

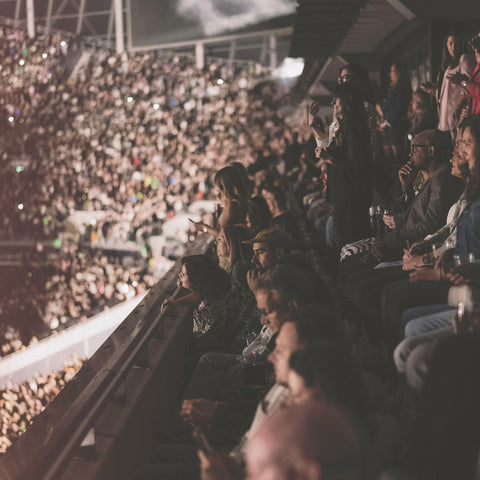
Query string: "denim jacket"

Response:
xmin=454 ymin=197 xmax=480 ymax=261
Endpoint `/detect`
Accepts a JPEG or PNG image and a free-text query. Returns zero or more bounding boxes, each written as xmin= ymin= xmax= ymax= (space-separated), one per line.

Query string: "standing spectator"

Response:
xmin=192 ymin=166 xmax=249 ymax=236
xmin=379 ymin=63 xmax=412 ymax=164
xmin=436 ymin=31 xmax=475 ymax=139
xmin=450 ymin=31 xmax=480 ymax=117
xmin=320 ymin=83 xmax=373 ymax=250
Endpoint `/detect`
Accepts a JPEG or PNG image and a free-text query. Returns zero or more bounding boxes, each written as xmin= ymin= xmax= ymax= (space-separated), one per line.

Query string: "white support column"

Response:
xmin=76 ymin=0 xmax=86 ymax=35
xmin=126 ymin=0 xmax=133 ymax=51
xmin=114 ymin=0 xmax=125 ymax=54
xmin=26 ymin=0 xmax=35 ymax=39
xmin=195 ymin=42 xmax=204 ymax=70
xmin=269 ymin=34 xmax=277 ymax=70
xmin=45 ymin=0 xmax=53 ymax=34
xmin=107 ymin=0 xmax=115 ymax=49
xmin=14 ymin=0 xmax=22 ymax=28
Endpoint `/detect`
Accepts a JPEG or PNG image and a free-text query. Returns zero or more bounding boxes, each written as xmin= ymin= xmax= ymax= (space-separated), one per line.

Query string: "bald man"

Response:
xmin=245 ymin=401 xmax=362 ymax=480
xmin=337 ymin=129 xmax=463 ymax=345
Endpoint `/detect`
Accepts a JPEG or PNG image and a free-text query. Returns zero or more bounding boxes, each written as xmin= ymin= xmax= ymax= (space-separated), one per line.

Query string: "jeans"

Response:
xmin=403 ymin=306 xmax=454 ymax=337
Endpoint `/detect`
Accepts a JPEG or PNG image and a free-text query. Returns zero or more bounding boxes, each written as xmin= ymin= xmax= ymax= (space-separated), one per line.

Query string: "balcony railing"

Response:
xmin=0 ymin=234 xmax=213 ymax=480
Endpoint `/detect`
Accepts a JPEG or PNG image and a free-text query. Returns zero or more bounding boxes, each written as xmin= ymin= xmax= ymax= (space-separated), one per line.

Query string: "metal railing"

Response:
xmin=0 ymin=235 xmax=213 ymax=480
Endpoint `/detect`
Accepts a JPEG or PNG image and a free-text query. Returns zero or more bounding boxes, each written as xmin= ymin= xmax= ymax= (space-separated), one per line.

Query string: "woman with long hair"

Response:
xmin=436 ymin=31 xmax=475 ymax=139
xmin=379 ymin=62 xmax=411 ymax=164
xmin=216 ymin=225 xmax=252 ymax=287
xmin=319 ymin=82 xmax=373 ymax=249
xmin=191 ymin=165 xmax=249 ymax=236
xmin=168 ymin=254 xmax=257 ymax=352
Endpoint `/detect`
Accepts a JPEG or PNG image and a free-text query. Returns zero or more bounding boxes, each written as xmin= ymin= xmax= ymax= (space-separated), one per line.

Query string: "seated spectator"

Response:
xmin=340 ymin=129 xmax=462 ymax=274
xmin=240 ymin=401 xmax=363 ymax=480
xmin=182 ymin=265 xmax=320 ymax=401
xmin=134 ymin=306 xmax=343 ymax=480
xmin=345 ymin=125 xmax=468 ymax=344
xmin=165 ymin=255 xmax=257 ymax=353
xmin=243 ymin=227 xmax=291 ymax=284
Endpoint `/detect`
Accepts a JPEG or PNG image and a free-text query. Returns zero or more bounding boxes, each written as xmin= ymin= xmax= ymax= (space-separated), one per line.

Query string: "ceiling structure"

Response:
xmin=0 ymin=0 xmax=297 ymax=66
xmin=291 ymin=0 xmax=480 ymax=102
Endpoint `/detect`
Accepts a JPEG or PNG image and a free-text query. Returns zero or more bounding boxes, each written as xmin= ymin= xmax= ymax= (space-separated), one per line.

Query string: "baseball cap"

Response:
xmin=242 ymin=227 xmax=291 ymax=250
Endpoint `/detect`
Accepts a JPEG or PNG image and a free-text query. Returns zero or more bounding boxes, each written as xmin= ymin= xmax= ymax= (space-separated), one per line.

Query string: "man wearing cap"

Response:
xmin=243 ymin=227 xmax=291 ymax=285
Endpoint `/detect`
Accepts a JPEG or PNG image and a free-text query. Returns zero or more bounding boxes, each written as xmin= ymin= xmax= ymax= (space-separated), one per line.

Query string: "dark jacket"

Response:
xmin=384 ymin=163 xmax=464 ymax=250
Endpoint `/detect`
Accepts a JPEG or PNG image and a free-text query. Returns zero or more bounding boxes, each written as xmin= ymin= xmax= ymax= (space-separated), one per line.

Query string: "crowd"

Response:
xmin=0 ymin=356 xmax=84 ymax=454
xmin=130 ymin=27 xmax=480 ymax=480
xmin=0 ymin=23 xmax=289 ymax=452
xmin=2 ymin=18 xmax=480 ymax=480
xmin=0 ymin=21 xmax=286 ymax=357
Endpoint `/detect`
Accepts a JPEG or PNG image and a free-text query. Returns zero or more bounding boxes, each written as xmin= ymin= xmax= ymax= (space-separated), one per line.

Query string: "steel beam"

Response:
xmin=45 ymin=0 xmax=53 ymax=34
xmin=76 ymin=0 xmax=86 ymax=34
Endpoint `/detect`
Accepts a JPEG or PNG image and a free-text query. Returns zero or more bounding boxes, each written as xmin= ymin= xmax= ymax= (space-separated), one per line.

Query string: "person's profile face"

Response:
xmin=254 ymin=288 xmax=283 ymax=333
xmin=450 ymin=130 xmax=466 ymax=178
xmin=409 ymin=134 xmax=430 ymax=169
xmin=462 ymin=127 xmax=479 ymax=175
xmin=268 ymin=322 xmax=299 ymax=385
xmin=178 ymin=264 xmax=192 ymax=290
xmin=252 ymin=243 xmax=277 ymax=271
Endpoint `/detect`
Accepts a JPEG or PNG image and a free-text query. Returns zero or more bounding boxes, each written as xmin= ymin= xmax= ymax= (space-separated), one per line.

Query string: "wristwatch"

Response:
xmin=461 ymin=80 xmax=468 ymax=88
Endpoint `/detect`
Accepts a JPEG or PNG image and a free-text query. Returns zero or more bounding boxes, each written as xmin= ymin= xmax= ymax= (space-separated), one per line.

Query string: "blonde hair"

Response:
xmin=214 ymin=165 xmax=249 ymax=207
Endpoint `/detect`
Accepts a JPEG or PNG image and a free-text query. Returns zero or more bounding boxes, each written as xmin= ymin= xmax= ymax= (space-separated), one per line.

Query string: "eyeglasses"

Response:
xmin=178 ymin=270 xmax=186 ymax=278
xmin=410 ymin=144 xmax=430 ymax=153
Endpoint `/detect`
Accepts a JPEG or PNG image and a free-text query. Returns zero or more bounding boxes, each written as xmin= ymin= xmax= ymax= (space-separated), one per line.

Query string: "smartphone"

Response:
xmin=192 ymin=425 xmax=213 ymax=454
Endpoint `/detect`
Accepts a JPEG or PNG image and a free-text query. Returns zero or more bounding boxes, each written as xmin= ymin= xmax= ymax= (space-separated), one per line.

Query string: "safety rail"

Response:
xmin=0 ymin=235 xmax=213 ymax=480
